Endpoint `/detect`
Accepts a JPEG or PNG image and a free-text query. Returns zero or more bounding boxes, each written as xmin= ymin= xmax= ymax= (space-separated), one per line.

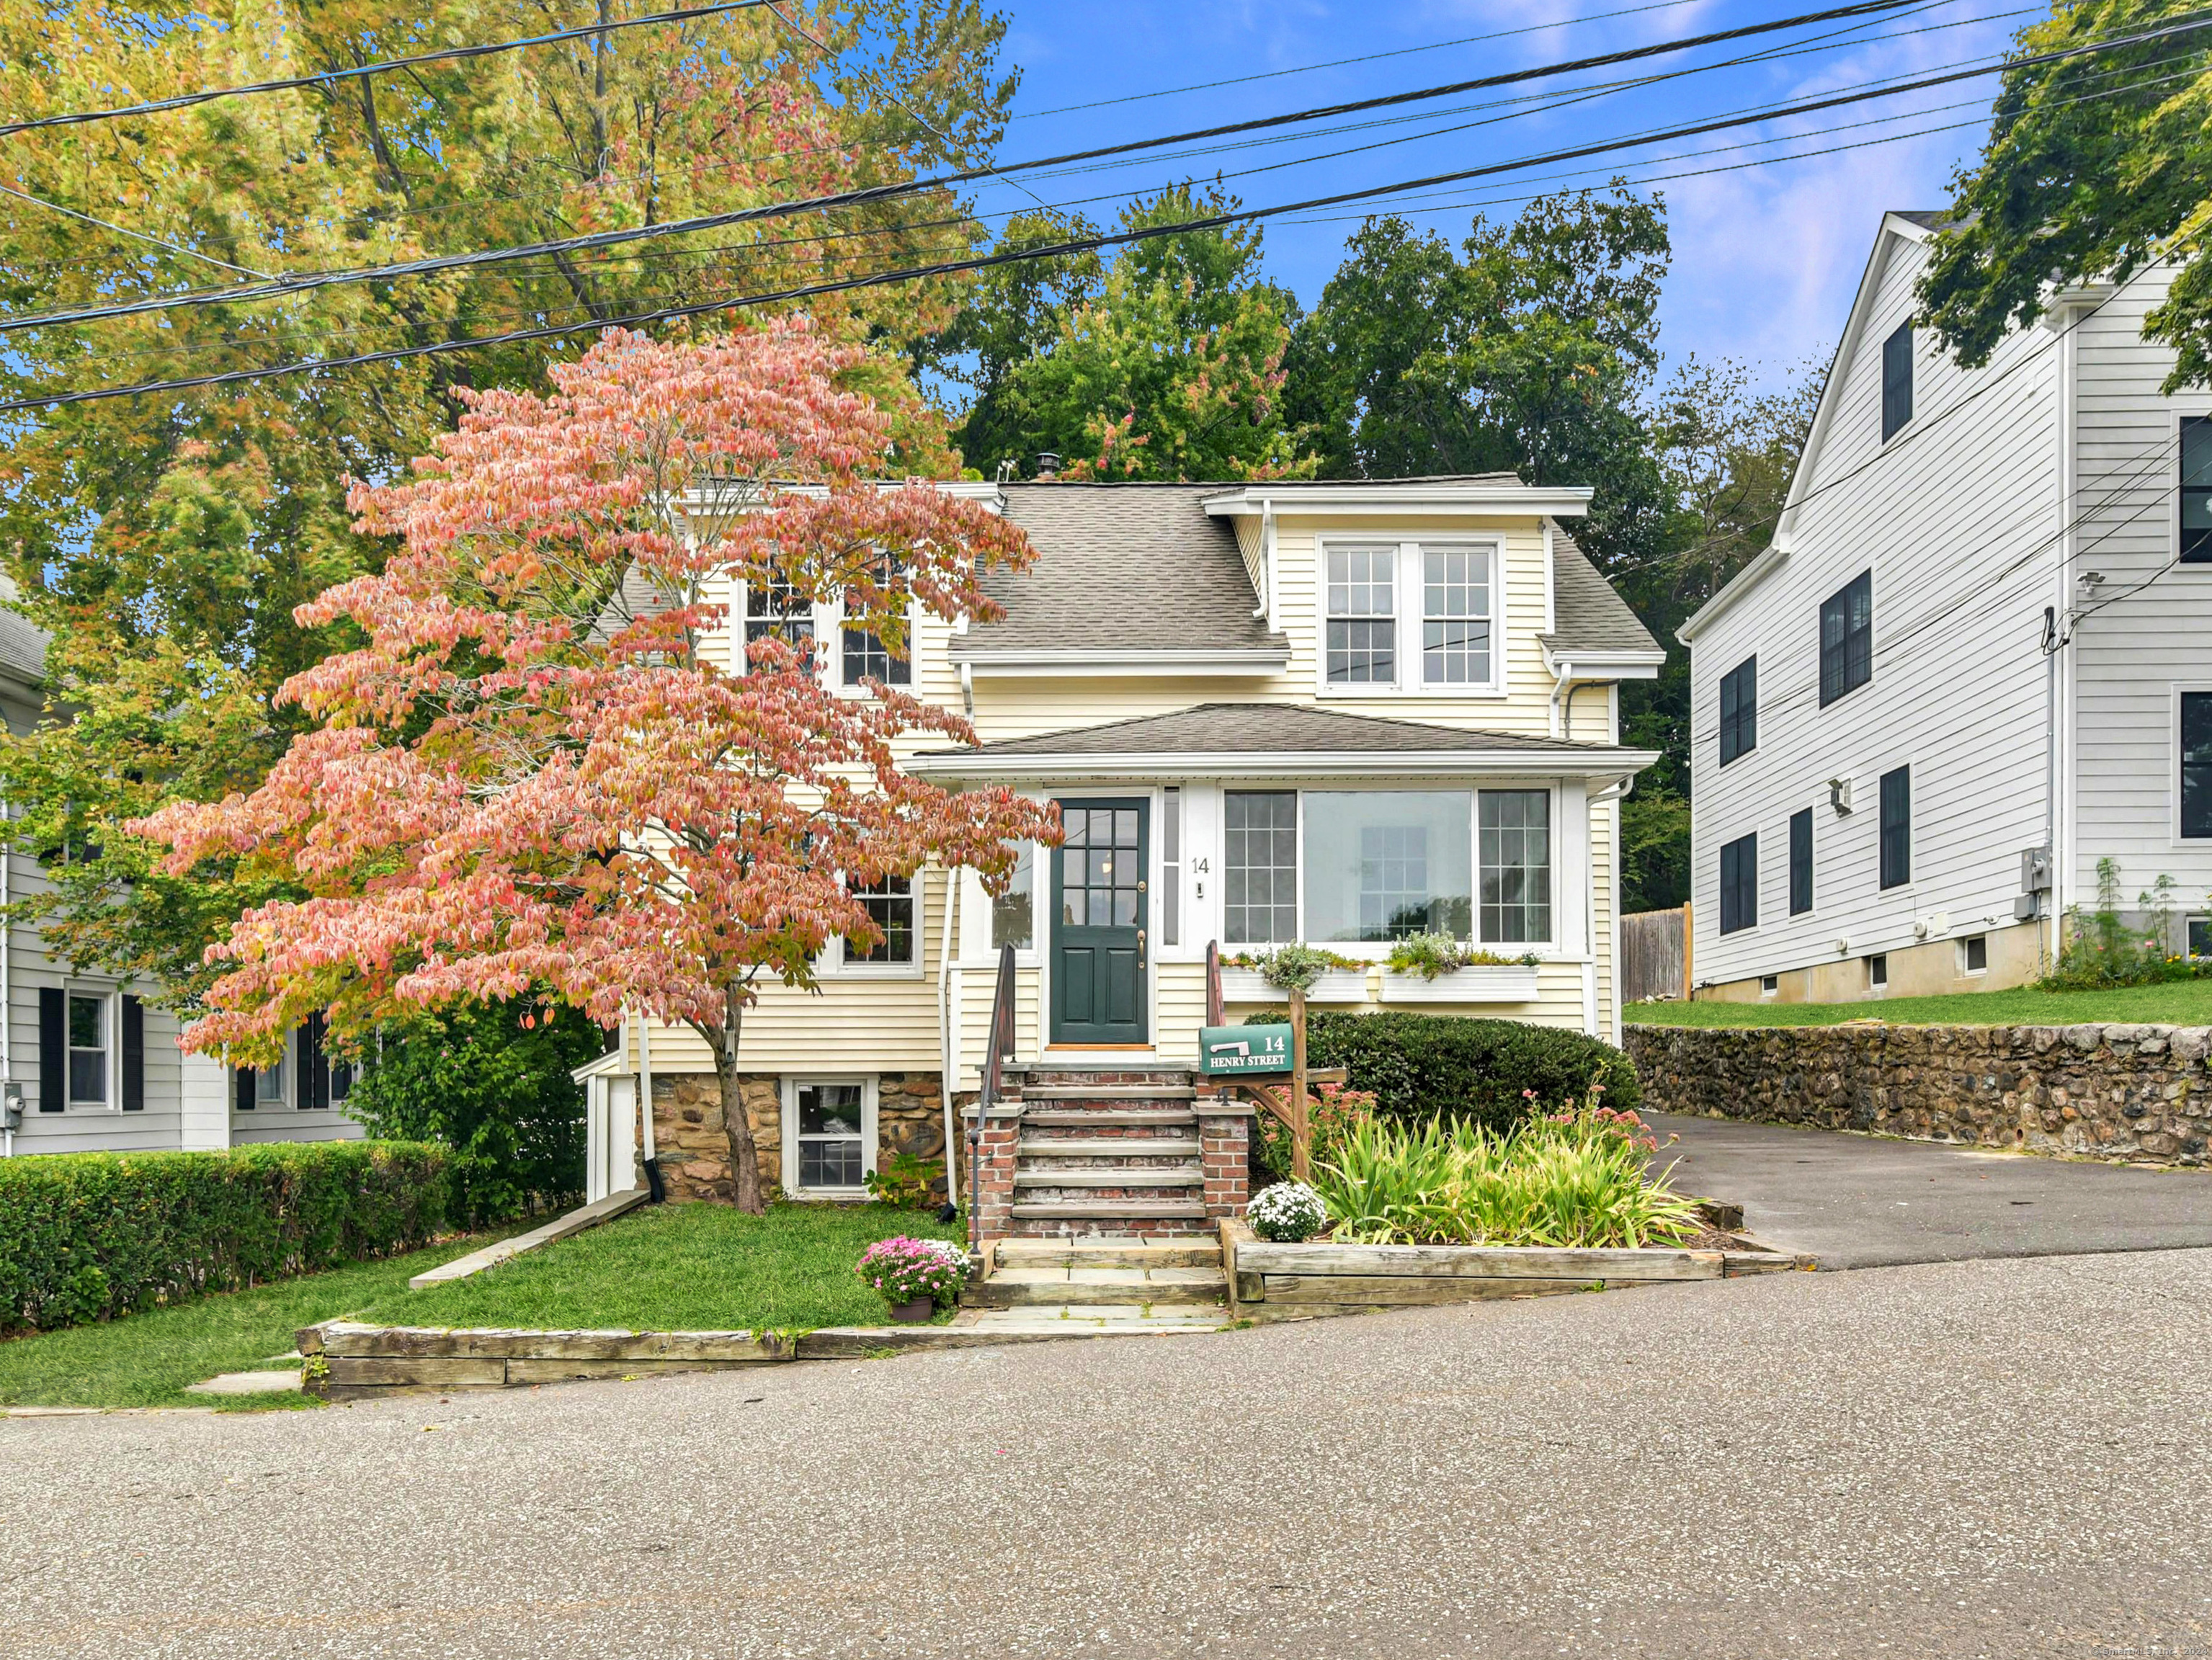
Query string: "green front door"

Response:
xmin=1050 ymin=798 xmax=1149 ymax=1045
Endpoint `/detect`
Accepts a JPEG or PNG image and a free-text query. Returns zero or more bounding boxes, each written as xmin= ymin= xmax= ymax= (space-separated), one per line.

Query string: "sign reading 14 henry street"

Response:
xmin=1198 ymin=1024 xmax=1291 ymax=1077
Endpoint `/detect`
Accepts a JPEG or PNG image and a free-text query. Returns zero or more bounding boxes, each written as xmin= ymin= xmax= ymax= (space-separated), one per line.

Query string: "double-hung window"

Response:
xmin=1223 ymin=791 xmax=1298 ymax=945
xmin=1323 ymin=541 xmax=1498 ymax=692
xmin=1819 ymin=571 xmax=1873 ymax=706
xmin=844 ymin=875 xmax=916 ymax=967
xmin=1478 ymin=790 xmax=1551 ymax=944
xmin=1719 ymin=833 xmax=1757 ymax=934
xmin=255 ymin=1041 xmax=287 ymax=1107
xmin=1718 ymin=656 xmax=1757 ymax=766
xmin=744 ymin=572 xmax=815 ymax=664
xmin=790 ymin=1081 xmax=868 ymax=1195
xmin=1881 ymin=321 xmax=1914 ymax=441
xmin=839 ymin=554 xmax=911 ymax=688
xmin=1306 ymin=791 xmax=1474 ymax=942
xmin=1325 ymin=546 xmax=1397 ymax=684
xmin=68 ymin=992 xmax=108 ymax=1108
xmin=1879 ymin=765 xmax=1911 ymax=888
xmin=2182 ymin=692 xmax=2212 ymax=838
xmin=2183 ymin=418 xmax=2212 ymax=563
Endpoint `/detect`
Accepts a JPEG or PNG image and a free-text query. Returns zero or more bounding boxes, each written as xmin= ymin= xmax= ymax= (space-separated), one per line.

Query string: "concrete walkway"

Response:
xmin=1652 ymin=1110 xmax=2212 ymax=1268
xmin=6 ymin=1247 xmax=2210 ymax=1657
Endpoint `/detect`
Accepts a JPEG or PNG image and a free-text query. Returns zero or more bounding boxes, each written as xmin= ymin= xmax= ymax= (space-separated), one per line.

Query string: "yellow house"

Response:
xmin=579 ymin=476 xmax=1662 ymax=1213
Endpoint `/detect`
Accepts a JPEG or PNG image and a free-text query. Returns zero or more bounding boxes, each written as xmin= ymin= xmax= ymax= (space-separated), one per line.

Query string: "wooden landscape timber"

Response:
xmin=1219 ymin=1221 xmax=1807 ymax=1321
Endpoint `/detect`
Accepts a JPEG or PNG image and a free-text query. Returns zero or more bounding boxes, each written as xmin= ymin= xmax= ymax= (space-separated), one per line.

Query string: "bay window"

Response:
xmin=1221 ymin=787 xmax=1556 ymax=951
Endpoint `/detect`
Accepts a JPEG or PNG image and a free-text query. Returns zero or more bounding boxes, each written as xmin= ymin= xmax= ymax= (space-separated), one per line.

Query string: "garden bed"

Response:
xmin=1219 ymin=1220 xmax=1804 ymax=1320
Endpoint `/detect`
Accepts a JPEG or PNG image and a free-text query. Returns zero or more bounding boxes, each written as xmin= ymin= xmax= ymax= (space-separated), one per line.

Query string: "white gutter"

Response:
xmin=1257 ymin=497 xmax=1275 ymax=627
xmin=936 ymin=863 xmax=961 ymax=1208
xmin=905 ymin=748 xmax=1660 ymax=784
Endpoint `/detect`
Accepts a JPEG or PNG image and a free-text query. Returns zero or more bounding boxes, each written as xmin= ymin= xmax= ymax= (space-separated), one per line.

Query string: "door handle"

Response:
xmin=1137 ymin=928 xmax=1146 ymax=965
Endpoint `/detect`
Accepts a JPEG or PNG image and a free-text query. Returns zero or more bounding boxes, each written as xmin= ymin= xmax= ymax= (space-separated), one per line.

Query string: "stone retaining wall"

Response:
xmin=1625 ymin=1022 xmax=2212 ymax=1166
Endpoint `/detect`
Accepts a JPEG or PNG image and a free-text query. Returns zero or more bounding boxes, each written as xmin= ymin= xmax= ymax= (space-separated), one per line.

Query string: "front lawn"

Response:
xmin=362 ymin=1201 xmax=961 ymax=1333
xmin=0 ymin=1227 xmax=524 ymax=1411
xmin=1624 ymin=978 xmax=2212 ymax=1029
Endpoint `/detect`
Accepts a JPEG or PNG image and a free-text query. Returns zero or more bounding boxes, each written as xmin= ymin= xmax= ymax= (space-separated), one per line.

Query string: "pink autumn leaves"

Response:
xmin=136 ymin=320 xmax=1056 ymax=1065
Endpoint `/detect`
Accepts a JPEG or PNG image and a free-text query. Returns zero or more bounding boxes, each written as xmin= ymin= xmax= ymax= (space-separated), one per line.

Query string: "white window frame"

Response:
xmin=1314 ymin=536 xmax=1505 ymax=699
xmin=1220 ymin=786 xmax=1558 ymax=958
xmin=735 ymin=578 xmax=917 ymax=698
xmin=2172 ymin=682 xmax=2212 ymax=845
xmin=780 ymin=1075 xmax=878 ymax=1200
xmin=63 ymin=983 xmax=117 ymax=1112
xmin=2169 ymin=403 xmax=2212 ymax=568
xmin=824 ymin=871 xmax=927 ymax=981
xmin=2188 ymin=914 xmax=2212 ymax=961
xmin=1957 ymin=934 xmax=1989 ymax=978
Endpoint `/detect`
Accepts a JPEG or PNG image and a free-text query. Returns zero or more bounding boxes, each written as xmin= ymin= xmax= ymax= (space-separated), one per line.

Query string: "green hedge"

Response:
xmin=1252 ymin=1010 xmax=1640 ymax=1132
xmin=0 ymin=1141 xmax=450 ymax=1334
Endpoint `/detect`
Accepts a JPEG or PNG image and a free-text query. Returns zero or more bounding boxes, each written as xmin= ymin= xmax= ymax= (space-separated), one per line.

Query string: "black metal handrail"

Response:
xmin=968 ymin=941 xmax=1019 ymax=1258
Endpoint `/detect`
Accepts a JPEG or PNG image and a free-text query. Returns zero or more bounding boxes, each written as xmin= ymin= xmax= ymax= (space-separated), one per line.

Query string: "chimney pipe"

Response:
xmin=1033 ymin=452 xmax=1061 ymax=481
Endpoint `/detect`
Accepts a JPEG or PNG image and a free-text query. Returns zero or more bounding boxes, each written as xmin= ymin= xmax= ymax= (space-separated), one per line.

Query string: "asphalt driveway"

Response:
xmin=1652 ymin=1110 xmax=2212 ymax=1268
xmin=5 ymin=1246 xmax=2211 ymax=1659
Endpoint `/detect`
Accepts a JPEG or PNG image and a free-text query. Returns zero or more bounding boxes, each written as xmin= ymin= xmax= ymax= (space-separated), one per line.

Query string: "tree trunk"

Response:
xmin=712 ymin=988 xmax=767 ymax=1214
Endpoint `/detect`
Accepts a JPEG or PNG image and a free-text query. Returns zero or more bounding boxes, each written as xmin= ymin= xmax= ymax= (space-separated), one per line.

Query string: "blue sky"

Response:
xmin=971 ymin=0 xmax=2036 ymax=390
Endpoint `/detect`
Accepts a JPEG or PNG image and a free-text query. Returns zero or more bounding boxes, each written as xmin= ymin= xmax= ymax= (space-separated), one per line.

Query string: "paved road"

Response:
xmin=7 ymin=1246 xmax=2212 ymax=1659
xmin=1652 ymin=1110 xmax=2212 ymax=1269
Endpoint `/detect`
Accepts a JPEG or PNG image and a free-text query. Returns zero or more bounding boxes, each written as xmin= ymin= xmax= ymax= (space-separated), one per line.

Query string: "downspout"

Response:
xmin=2043 ymin=605 xmax=2059 ymax=976
xmin=633 ymin=1011 xmax=660 ymax=1197
xmin=937 ymin=863 xmax=961 ymax=1208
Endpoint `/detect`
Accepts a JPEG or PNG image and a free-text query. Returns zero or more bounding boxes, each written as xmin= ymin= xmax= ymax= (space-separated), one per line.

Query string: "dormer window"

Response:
xmin=1320 ymin=538 xmax=1500 ymax=695
xmin=745 ymin=572 xmax=814 ymax=657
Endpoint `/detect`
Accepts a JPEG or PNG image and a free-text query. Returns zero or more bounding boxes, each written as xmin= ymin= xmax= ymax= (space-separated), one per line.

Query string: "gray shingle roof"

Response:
xmin=1544 ymin=532 xmax=1662 ymax=658
xmin=925 ymin=702 xmax=1627 ymax=759
xmin=1893 ymin=208 xmax=1960 ymax=232
xmin=955 ymin=483 xmax=1283 ymax=659
xmin=0 ymin=608 xmax=46 ymax=685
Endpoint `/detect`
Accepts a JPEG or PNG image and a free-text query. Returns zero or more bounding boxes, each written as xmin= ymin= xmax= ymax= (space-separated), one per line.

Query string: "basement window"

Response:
xmin=2190 ymin=916 xmax=2212 ymax=960
xmin=785 ymin=1079 xmax=874 ymax=1198
xmin=1866 ymin=953 xmax=1889 ymax=991
xmin=1760 ymin=975 xmax=1779 ymax=998
xmin=1959 ymin=934 xmax=1989 ymax=976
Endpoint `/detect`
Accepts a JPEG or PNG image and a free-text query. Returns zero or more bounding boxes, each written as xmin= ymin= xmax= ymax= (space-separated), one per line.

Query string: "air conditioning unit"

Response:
xmin=2020 ymin=846 xmax=2052 ymax=893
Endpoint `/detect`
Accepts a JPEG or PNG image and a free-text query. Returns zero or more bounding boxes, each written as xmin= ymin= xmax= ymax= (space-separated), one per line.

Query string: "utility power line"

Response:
xmin=0 ymin=0 xmax=1934 ymax=336
xmin=0 ymin=1 xmax=777 ymax=142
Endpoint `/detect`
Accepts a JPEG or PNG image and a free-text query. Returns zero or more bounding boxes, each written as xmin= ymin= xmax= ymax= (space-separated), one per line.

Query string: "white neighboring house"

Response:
xmin=0 ymin=607 xmax=361 ymax=1155
xmin=1681 ymin=209 xmax=2208 ymax=1004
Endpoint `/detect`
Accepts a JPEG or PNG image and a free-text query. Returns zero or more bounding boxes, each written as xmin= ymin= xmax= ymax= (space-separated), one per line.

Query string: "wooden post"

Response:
xmin=1289 ymin=988 xmax=1311 ymax=1183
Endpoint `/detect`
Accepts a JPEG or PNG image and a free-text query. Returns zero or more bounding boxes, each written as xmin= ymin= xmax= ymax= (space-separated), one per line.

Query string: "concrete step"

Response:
xmin=1012 ymin=1200 xmax=1210 ymax=1221
xmin=1013 ymin=1167 xmax=1202 ymax=1189
xmin=961 ymin=1304 xmax=1230 ymax=1334
xmin=1017 ymin=1137 xmax=1203 ymax=1158
xmin=968 ymin=1267 xmax=1228 ymax=1308
xmin=994 ymin=1240 xmax=1223 ymax=1269
xmin=1020 ymin=1110 xmax=1198 ymax=1128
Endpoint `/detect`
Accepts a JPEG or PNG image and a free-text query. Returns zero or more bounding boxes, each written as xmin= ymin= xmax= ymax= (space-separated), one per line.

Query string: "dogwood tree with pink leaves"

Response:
xmin=138 ymin=321 xmax=1055 ymax=1211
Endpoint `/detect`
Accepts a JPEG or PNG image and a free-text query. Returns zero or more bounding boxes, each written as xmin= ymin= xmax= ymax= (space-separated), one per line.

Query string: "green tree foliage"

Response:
xmin=0 ymin=0 xmax=1014 ymax=1007
xmin=1917 ymin=0 xmax=2212 ymax=386
xmin=1284 ymin=184 xmax=1672 ymax=566
xmin=344 ymin=1001 xmax=606 ymax=1225
xmin=1615 ymin=354 xmax=1822 ymax=910
xmin=953 ymin=184 xmax=1314 ymax=479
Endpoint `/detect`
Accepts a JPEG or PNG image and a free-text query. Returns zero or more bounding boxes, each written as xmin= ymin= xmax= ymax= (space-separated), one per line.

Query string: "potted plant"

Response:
xmin=855 ymin=1236 xmax=968 ymax=1323
xmin=1220 ymin=945 xmax=1370 ymax=1004
xmin=1378 ymin=933 xmax=1542 ymax=1003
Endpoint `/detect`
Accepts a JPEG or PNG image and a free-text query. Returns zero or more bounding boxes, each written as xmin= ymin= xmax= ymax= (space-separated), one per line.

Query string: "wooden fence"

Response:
xmin=1621 ymin=905 xmax=1690 ymax=1004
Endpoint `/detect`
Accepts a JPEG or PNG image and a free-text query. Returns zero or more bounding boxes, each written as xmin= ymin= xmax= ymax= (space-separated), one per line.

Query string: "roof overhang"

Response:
xmin=906 ymin=746 xmax=1660 ymax=784
xmin=572 ymin=1047 xmax=631 ymax=1082
xmin=948 ymin=647 xmax=1291 ymax=678
xmin=1200 ymin=483 xmax=1592 ymax=519
xmin=1677 ymin=543 xmax=1789 ymax=643
xmin=1540 ymin=644 xmax=1666 ymax=680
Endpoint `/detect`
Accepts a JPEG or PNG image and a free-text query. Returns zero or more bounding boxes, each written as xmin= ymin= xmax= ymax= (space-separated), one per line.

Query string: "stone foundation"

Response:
xmin=1625 ymin=1022 xmax=2212 ymax=1166
xmin=649 ymin=1071 xmax=962 ymax=1204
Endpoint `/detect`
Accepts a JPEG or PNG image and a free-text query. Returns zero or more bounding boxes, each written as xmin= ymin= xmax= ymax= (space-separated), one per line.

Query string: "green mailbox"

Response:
xmin=1198 ymin=1024 xmax=1291 ymax=1077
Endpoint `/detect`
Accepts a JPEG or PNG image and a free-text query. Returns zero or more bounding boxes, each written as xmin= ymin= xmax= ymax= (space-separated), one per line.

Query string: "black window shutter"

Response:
xmin=37 ymin=986 xmax=63 ymax=1112
xmin=303 ymin=1015 xmax=329 ymax=1110
xmin=235 ymin=1063 xmax=256 ymax=1112
xmin=122 ymin=996 xmax=145 ymax=1112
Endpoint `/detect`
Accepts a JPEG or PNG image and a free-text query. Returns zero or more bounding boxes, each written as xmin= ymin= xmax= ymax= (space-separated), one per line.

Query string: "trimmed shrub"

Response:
xmin=1251 ymin=1009 xmax=1640 ymax=1133
xmin=0 ymin=1141 xmax=450 ymax=1334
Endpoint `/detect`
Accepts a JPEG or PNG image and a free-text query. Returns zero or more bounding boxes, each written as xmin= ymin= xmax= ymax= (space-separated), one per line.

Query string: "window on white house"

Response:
xmin=68 ymin=993 xmax=107 ymax=1107
xmin=257 ymin=1044 xmax=287 ymax=1106
xmin=1960 ymin=934 xmax=1988 ymax=975
xmin=1224 ymin=791 xmax=1299 ymax=945
xmin=1879 ymin=766 xmax=1911 ymax=889
xmin=794 ymin=1082 xmax=866 ymax=1191
xmin=1420 ymin=548 xmax=1491 ymax=686
xmin=1867 ymin=953 xmax=1888 ymax=990
xmin=1718 ymin=833 xmax=1757 ymax=935
xmin=744 ymin=573 xmax=815 ymax=660
xmin=1819 ymin=571 xmax=1873 ymax=706
xmin=845 ymin=875 xmax=915 ymax=966
xmin=1325 ymin=547 xmax=1397 ymax=684
xmin=1881 ymin=321 xmax=1914 ymax=441
xmin=2184 ymin=419 xmax=2212 ymax=563
xmin=1760 ymin=975 xmax=1779 ymax=997
xmin=1478 ymin=790 xmax=1551 ymax=945
xmin=1789 ymin=808 xmax=1814 ymax=916
xmin=1718 ymin=656 xmax=1756 ymax=766
xmin=990 ymin=844 xmax=1034 ymax=951
xmin=2182 ymin=692 xmax=2212 ymax=838
xmin=1307 ymin=791 xmax=1474 ymax=943
xmin=2189 ymin=916 xmax=2212 ymax=960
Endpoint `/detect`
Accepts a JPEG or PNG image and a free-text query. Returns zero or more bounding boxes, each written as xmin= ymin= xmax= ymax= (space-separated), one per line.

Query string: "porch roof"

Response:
xmin=908 ymin=702 xmax=1656 ymax=782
